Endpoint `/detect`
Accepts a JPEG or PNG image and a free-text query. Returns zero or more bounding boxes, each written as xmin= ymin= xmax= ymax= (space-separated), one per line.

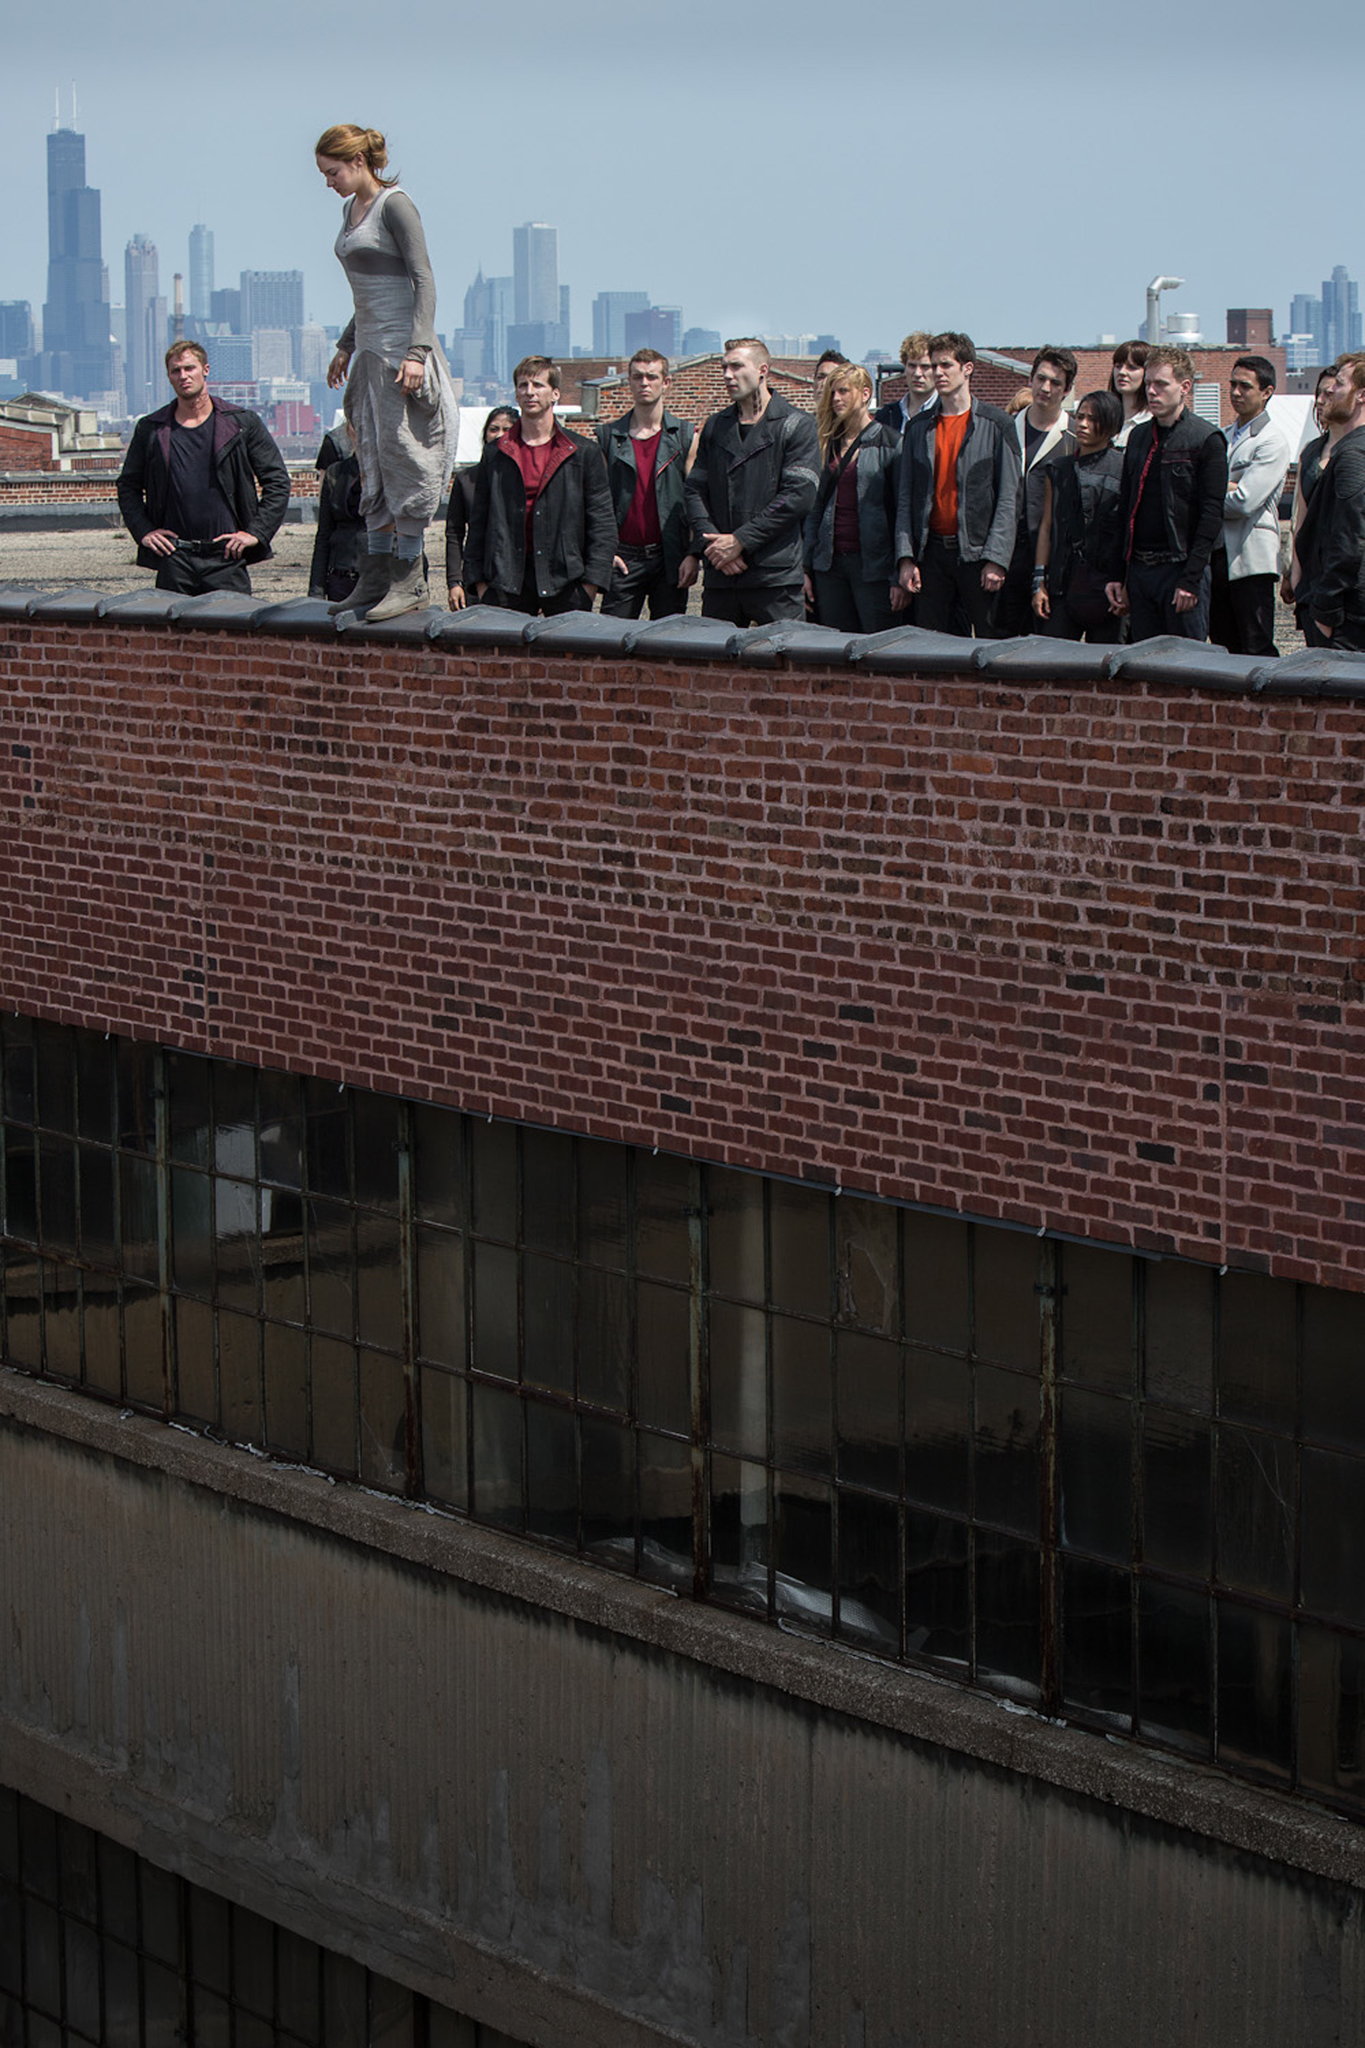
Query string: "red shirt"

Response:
xmin=618 ymin=430 xmax=663 ymax=548
xmin=930 ymin=410 xmax=972 ymax=538
xmin=503 ymin=426 xmax=569 ymax=562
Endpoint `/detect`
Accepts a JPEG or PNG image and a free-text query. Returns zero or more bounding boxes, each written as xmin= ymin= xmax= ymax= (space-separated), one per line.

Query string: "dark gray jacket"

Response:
xmin=1298 ymin=423 xmax=1365 ymax=631
xmin=594 ymin=409 xmax=693 ymax=581
xmin=1109 ymin=408 xmax=1229 ymax=587
xmin=685 ymin=392 xmax=821 ymax=590
xmin=464 ymin=426 xmax=617 ymax=600
xmin=117 ymin=397 xmax=290 ymax=567
xmin=894 ymin=401 xmax=1021 ymax=568
xmin=803 ymin=422 xmax=902 ymax=580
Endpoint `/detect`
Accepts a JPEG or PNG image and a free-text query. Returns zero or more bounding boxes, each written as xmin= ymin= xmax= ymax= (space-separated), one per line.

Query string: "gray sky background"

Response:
xmin=6 ymin=0 xmax=1362 ymax=362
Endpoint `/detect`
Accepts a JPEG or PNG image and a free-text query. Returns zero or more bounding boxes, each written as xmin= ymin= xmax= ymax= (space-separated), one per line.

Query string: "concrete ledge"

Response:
xmin=4 ymin=1364 xmax=1361 ymax=1894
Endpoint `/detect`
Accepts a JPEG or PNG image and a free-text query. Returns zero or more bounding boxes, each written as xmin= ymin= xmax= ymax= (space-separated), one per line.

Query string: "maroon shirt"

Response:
xmin=503 ymin=426 xmax=571 ymax=562
xmin=618 ymin=430 xmax=663 ymax=548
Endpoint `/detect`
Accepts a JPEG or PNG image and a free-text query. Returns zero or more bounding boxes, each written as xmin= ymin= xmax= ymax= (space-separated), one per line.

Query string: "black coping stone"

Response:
xmin=92 ymin=590 xmax=184 ymax=624
xmin=522 ymin=612 xmax=637 ymax=655
xmin=976 ymin=636 xmax=1113 ymax=682
xmin=737 ymin=622 xmax=862 ymax=668
xmin=335 ymin=604 xmax=447 ymax=644
xmin=164 ymin=593 xmax=273 ymax=628
xmin=427 ymin=605 xmax=531 ymax=650
xmin=852 ymin=626 xmax=988 ymax=676
xmin=1104 ymin=635 xmax=1262 ymax=691
xmin=622 ymin=615 xmax=747 ymax=659
xmin=0 ymin=586 xmax=47 ymax=618
xmin=26 ymin=588 xmax=107 ymax=620
xmin=1248 ymin=649 xmax=1365 ymax=699
xmin=252 ymin=597 xmax=338 ymax=636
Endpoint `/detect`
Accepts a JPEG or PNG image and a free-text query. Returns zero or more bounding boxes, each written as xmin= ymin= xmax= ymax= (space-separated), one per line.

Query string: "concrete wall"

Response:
xmin=0 ymin=613 xmax=1362 ymax=1287
xmin=3 ymin=1368 xmax=1363 ymax=2048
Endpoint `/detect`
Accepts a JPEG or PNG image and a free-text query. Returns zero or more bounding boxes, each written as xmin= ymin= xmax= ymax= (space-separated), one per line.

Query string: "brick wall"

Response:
xmin=0 ymin=466 xmax=321 ymax=506
xmin=0 ymin=618 xmax=1361 ymax=1291
xmin=0 ymin=423 xmax=58 ymax=471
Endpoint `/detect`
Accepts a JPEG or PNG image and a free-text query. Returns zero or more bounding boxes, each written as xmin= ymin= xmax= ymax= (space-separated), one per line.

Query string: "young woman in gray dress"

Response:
xmin=315 ymin=123 xmax=459 ymax=620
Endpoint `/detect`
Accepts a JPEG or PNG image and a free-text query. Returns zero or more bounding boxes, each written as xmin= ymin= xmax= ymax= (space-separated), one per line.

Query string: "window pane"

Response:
xmin=904 ymin=1510 xmax=969 ymax=1670
xmin=904 ymin=1347 xmax=969 ymax=1514
xmin=264 ymin=1322 xmax=309 ymax=1460
xmin=167 ymin=1052 xmax=211 ymax=1166
xmin=578 ymin=1140 xmax=627 ymax=1269
xmin=835 ymin=1195 xmax=899 ymax=1335
xmin=310 ymin=1337 xmax=357 ymax=1476
xmin=174 ymin=1296 xmax=216 ymax=1426
xmin=1060 ymin=1387 xmax=1131 ymax=1563
xmin=171 ymin=1169 xmax=213 ymax=1298
xmin=769 ymin=1181 xmax=829 ymax=1318
xmin=710 ymin=1454 xmax=767 ymax=1612
xmin=413 ymin=1104 xmax=464 ymax=1228
xmin=1061 ymin=1244 xmax=1135 ymax=1390
xmin=974 ymin=1532 xmax=1041 ymax=1699
xmin=523 ymin=1253 xmax=573 ymax=1395
xmin=904 ymin=1213 xmax=969 ymax=1351
xmin=706 ymin=1167 xmax=763 ymax=1303
xmin=1062 ymin=1556 xmax=1132 ymax=1724
xmin=772 ymin=1316 xmax=831 ymax=1476
xmin=211 ymin=1063 xmax=255 ymax=1176
xmin=1302 ymin=1287 xmax=1365 ymax=1453
xmin=420 ymin=1366 xmax=467 ymax=1511
xmin=258 ymin=1069 xmax=304 ymax=1190
xmin=1218 ymin=1270 xmax=1296 ymax=1432
xmin=218 ymin=1309 xmax=261 ymax=1446
xmin=836 ymin=1331 xmax=900 ymax=1496
xmin=4 ymin=1133 xmax=37 ymax=1241
xmin=1 ymin=1016 xmax=35 ymax=1124
xmin=1298 ymin=1623 xmax=1365 ymax=1806
xmin=472 ymin=1242 xmax=518 ymax=1381
xmin=277 ymin=1926 xmax=321 ymax=2042
xmin=305 ymin=1079 xmax=350 ymax=1201
xmin=119 ymin=1153 xmax=160 ymax=1284
xmin=471 ymin=1381 xmax=522 ymax=1527
xmin=82 ymin=1274 xmax=121 ymax=1398
xmin=359 ymin=1348 xmax=407 ymax=1492
xmin=837 ymin=1489 xmax=900 ymax=1652
xmin=1141 ymin=1408 xmax=1211 ymax=1577
xmin=1215 ymin=1427 xmax=1294 ymax=1603
xmin=974 ymin=1364 xmax=1040 ymax=1537
xmin=471 ymin=1120 xmax=517 ymax=1241
xmin=773 ymin=1471 xmax=832 ymax=1630
xmin=356 ymin=1214 xmax=403 ymax=1351
xmin=36 ymin=1027 xmax=75 ymax=1134
xmin=637 ymin=1280 xmax=690 ymax=1435
xmin=122 ymin=1282 xmax=163 ymax=1410
xmin=38 ymin=1137 xmax=76 ymax=1253
xmin=307 ymin=1197 xmax=353 ymax=1338
xmin=578 ymin=1266 xmax=629 ymax=1412
xmin=709 ymin=1300 xmax=766 ymax=1459
xmin=3 ymin=1251 xmax=41 ymax=1369
xmin=972 ymin=1229 xmax=1040 ymax=1372
xmin=416 ymin=1226 xmax=465 ymax=1369
xmin=638 ymin=1432 xmax=692 ymax=1588
xmin=1144 ymin=1258 xmax=1214 ymax=1410
xmin=352 ymin=1091 xmax=400 ymax=1214
xmin=213 ymin=1178 xmax=260 ymax=1312
xmin=581 ymin=1416 xmax=633 ymax=1562
xmin=43 ymin=1264 xmax=81 ymax=1384
xmin=1138 ymin=1581 xmax=1210 ymax=1756
xmin=526 ymin=1400 xmax=577 ymax=1544
xmin=635 ymin=1151 xmax=693 ymax=1285
xmin=1217 ymin=1598 xmax=1292 ymax=1780
xmin=74 ymin=1031 xmax=115 ymax=1144
xmin=1301 ymin=1448 xmax=1365 ymax=1626
xmin=522 ymin=1128 xmax=573 ymax=1257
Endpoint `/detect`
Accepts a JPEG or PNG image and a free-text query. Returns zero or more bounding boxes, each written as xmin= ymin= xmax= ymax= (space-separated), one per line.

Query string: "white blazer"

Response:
xmin=1222 ymin=408 xmax=1291 ymax=581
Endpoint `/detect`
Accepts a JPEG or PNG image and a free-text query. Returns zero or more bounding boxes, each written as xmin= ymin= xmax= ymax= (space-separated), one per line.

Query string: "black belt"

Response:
xmin=925 ymin=534 xmax=959 ymax=550
xmin=1131 ymin=548 xmax=1179 ymax=566
xmin=618 ymin=542 xmax=663 ymax=558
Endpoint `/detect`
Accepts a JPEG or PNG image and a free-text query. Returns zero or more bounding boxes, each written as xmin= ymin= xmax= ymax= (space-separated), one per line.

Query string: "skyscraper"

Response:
xmin=462 ymin=268 xmax=514 ymax=385
xmin=1289 ymin=291 xmax=1323 ymax=354
xmin=513 ymin=224 xmax=558 ymax=326
xmin=592 ymin=291 xmax=648 ymax=357
xmin=37 ymin=123 xmax=116 ymax=398
xmin=1321 ymin=265 xmax=1361 ymax=360
xmin=124 ymin=235 xmax=163 ymax=418
xmin=189 ymin=226 xmax=214 ymax=323
xmin=240 ymin=271 xmax=304 ymax=332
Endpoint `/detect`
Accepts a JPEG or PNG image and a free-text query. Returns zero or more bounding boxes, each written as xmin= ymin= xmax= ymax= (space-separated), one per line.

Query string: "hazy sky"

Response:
xmin=6 ymin=0 xmax=1362 ymax=361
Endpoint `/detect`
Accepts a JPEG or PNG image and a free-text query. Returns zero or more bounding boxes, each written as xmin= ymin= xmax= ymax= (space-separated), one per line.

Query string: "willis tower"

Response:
xmin=37 ymin=115 xmax=116 ymax=401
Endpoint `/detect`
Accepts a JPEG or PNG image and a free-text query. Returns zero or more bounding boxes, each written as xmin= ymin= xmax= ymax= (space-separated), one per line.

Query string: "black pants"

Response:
xmin=701 ymin=582 xmax=803 ymax=627
xmin=1305 ymin=615 xmax=1365 ymax=652
xmin=812 ymin=553 xmax=896 ymax=634
xmin=1209 ymin=550 xmax=1278 ymax=656
xmin=153 ymin=542 xmax=252 ymax=596
xmin=917 ymin=536 xmax=998 ymax=637
xmin=993 ymin=536 xmax=1038 ymax=638
xmin=486 ymin=572 xmax=592 ymax=617
xmin=601 ymin=545 xmax=688 ymax=620
xmin=1045 ymin=564 xmax=1125 ymax=644
xmin=1125 ymin=560 xmax=1210 ymax=641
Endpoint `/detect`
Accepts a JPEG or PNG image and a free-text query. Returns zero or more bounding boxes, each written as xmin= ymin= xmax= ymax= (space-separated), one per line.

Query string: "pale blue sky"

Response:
xmin=6 ymin=0 xmax=1360 ymax=361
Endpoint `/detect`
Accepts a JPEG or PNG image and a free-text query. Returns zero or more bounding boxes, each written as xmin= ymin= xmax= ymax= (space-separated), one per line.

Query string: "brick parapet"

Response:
xmin=0 ymin=617 xmax=1362 ymax=1289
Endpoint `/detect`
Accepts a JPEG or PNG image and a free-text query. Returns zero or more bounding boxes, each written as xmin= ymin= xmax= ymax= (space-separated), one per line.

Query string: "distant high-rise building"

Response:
xmin=462 ymin=269 xmax=514 ymax=385
xmin=295 ymin=324 xmax=330 ymax=380
xmin=124 ymin=235 xmax=163 ymax=417
xmin=37 ymin=123 xmax=116 ymax=398
xmin=1289 ymin=292 xmax=1323 ymax=354
xmin=1321 ymin=265 xmax=1361 ymax=360
xmin=253 ymin=328 xmax=293 ymax=380
xmin=1226 ymin=309 xmax=1273 ymax=348
xmin=207 ymin=335 xmax=254 ymax=382
xmin=513 ymin=224 xmax=558 ymax=327
xmin=592 ymin=292 xmax=648 ymax=356
xmin=210 ymin=287 xmax=242 ymax=330
xmin=240 ymin=271 xmax=304 ymax=332
xmin=189 ymin=226 xmax=214 ymax=323
xmin=0 ymin=303 xmax=35 ymax=357
xmin=683 ymin=327 xmax=722 ymax=358
xmin=624 ymin=305 xmax=682 ymax=358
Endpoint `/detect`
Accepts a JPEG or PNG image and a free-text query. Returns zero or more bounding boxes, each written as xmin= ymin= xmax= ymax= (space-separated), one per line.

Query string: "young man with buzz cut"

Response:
xmin=594 ymin=349 xmax=697 ymax=620
xmin=1105 ymin=345 xmax=1228 ymax=641
xmin=464 ymin=355 xmax=616 ymax=616
xmin=1296 ymin=352 xmax=1365 ymax=652
xmin=893 ymin=331 xmax=1021 ymax=636
xmin=685 ymin=337 xmax=821 ymax=626
xmin=117 ymin=342 xmax=290 ymax=596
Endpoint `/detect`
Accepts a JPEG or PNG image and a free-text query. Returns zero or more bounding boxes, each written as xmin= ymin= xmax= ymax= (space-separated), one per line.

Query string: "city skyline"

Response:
xmin=9 ymin=0 xmax=1365 ymax=378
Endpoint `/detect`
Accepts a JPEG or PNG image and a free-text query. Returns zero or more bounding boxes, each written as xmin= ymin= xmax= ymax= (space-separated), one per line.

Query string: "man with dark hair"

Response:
xmin=1210 ymin=354 xmax=1291 ymax=656
xmin=1105 ymin=345 xmax=1228 ymax=640
xmin=465 ymin=355 xmax=616 ymax=615
xmin=893 ymin=331 xmax=1021 ymax=636
xmin=813 ymin=350 xmax=850 ymax=407
xmin=995 ymin=345 xmax=1078 ymax=635
xmin=1297 ymin=352 xmax=1365 ymax=651
xmin=595 ymin=349 xmax=696 ymax=620
xmin=685 ymin=337 xmax=821 ymax=626
xmin=117 ymin=342 xmax=290 ymax=596
xmin=874 ymin=331 xmax=937 ymax=435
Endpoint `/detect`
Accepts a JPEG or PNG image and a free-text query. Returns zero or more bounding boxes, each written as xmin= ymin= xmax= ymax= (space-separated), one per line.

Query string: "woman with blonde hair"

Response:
xmin=315 ymin=122 xmax=458 ymax=620
xmin=802 ymin=363 xmax=902 ymax=632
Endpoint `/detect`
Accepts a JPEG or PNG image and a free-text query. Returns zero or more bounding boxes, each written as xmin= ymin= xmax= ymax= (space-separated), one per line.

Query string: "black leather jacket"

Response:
xmin=1110 ymin=409 xmax=1229 ymax=586
xmin=117 ymin=398 xmax=290 ymax=567
xmin=464 ymin=427 xmax=617 ymax=600
xmin=1298 ymin=424 xmax=1365 ymax=631
xmin=594 ymin=409 xmax=693 ymax=581
xmin=685 ymin=392 xmax=821 ymax=589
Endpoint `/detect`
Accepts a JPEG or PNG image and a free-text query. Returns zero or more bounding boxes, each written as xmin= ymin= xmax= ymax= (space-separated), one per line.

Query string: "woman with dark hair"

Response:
xmin=316 ymin=121 xmax=459 ymax=620
xmin=1109 ymin=340 xmax=1150 ymax=446
xmin=1282 ymin=364 xmax=1348 ymax=625
xmin=802 ymin=364 xmax=901 ymax=632
xmin=1031 ymin=388 xmax=1127 ymax=642
xmin=446 ymin=408 xmax=517 ymax=609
